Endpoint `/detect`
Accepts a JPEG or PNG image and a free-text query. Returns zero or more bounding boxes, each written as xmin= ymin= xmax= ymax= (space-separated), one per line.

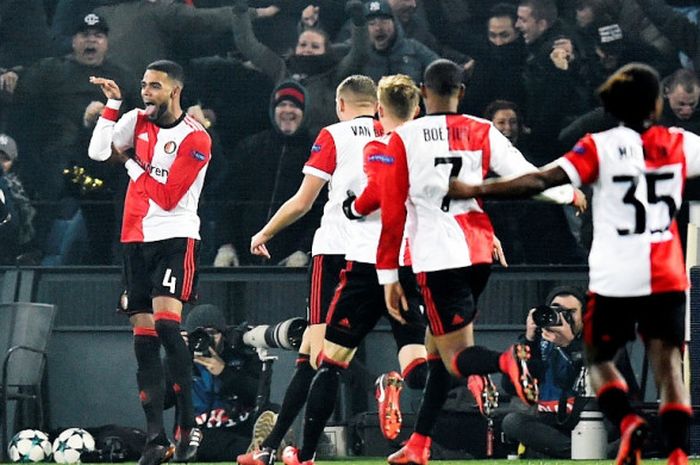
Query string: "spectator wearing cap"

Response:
xmin=232 ymin=0 xmax=370 ymax=138
xmin=361 ymin=0 xmax=438 ymax=84
xmin=9 ymin=12 xmax=137 ymax=264
xmin=583 ymin=22 xmax=679 ymax=91
xmin=0 ymin=133 xmax=35 ymax=264
xmin=222 ymin=81 xmax=321 ymax=267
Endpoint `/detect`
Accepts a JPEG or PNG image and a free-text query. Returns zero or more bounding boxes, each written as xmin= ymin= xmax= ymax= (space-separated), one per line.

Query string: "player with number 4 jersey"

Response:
xmin=448 ymin=63 xmax=697 ymax=465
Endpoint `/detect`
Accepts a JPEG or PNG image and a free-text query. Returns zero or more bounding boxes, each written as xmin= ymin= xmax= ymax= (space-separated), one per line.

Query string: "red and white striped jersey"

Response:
xmin=303 ymin=116 xmax=381 ymax=256
xmin=557 ymin=125 xmax=700 ymax=296
xmin=89 ymin=99 xmax=211 ymax=243
xmin=376 ymin=113 xmax=573 ymax=283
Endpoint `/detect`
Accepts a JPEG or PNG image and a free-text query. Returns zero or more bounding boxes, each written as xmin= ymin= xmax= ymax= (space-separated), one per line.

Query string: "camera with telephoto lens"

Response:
xmin=532 ymin=303 xmax=576 ymax=328
xmin=241 ymin=317 xmax=307 ymax=351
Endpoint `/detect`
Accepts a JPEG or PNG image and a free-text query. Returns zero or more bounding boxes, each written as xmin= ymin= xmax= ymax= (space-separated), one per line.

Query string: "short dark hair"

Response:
xmin=484 ymin=99 xmax=521 ymax=122
xmin=519 ymin=0 xmax=558 ymax=25
xmin=598 ymin=63 xmax=660 ymax=125
xmin=423 ymin=59 xmax=463 ymax=97
xmin=489 ymin=3 xmax=517 ymax=24
xmin=146 ymin=59 xmax=184 ymax=86
xmin=663 ymin=68 xmax=700 ymax=95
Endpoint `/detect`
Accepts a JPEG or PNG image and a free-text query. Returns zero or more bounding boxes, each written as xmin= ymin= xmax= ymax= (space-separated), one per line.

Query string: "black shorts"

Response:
xmin=120 ymin=238 xmax=200 ymax=315
xmin=325 ymin=262 xmax=426 ymax=350
xmin=584 ymin=291 xmax=686 ymax=363
xmin=306 ymin=254 xmax=346 ymax=325
xmin=416 ymin=264 xmax=491 ymax=336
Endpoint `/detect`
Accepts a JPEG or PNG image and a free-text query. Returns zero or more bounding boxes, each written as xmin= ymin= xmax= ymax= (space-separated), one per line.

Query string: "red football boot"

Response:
xmin=499 ymin=344 xmax=538 ymax=405
xmin=375 ymin=371 xmax=404 ymax=440
xmin=615 ymin=414 xmax=649 ymax=465
xmin=237 ymin=447 xmax=275 ymax=465
xmin=467 ymin=374 xmax=499 ymax=416
xmin=281 ymin=446 xmax=313 ymax=465
xmin=387 ymin=434 xmax=430 ymax=465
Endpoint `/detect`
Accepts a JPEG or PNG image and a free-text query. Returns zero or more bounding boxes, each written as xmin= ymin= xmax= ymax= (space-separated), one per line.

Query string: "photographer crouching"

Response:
xmin=501 ymin=286 xmax=587 ymax=458
xmin=165 ymin=304 xmax=278 ymax=461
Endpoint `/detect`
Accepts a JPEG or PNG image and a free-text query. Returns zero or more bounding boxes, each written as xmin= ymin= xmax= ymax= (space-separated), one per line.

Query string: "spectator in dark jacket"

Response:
xmin=516 ymin=0 xmax=590 ymax=165
xmin=228 ymin=81 xmax=321 ymax=266
xmin=361 ymin=0 xmax=439 ymax=85
xmin=460 ymin=3 xmax=528 ymax=116
xmin=661 ymin=68 xmax=700 ymax=134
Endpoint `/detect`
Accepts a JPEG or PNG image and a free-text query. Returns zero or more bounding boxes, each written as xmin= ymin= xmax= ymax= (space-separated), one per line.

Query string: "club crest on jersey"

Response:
xmin=191 ymin=150 xmax=206 ymax=162
xmin=368 ymin=153 xmax=394 ymax=164
xmin=164 ymin=141 xmax=177 ymax=154
xmin=311 ymin=144 xmax=322 ymax=152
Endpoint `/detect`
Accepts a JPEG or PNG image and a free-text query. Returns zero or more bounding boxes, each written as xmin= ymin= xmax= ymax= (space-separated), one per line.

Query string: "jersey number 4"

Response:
xmin=435 ymin=157 xmax=463 ymax=212
xmin=613 ymin=172 xmax=677 ymax=236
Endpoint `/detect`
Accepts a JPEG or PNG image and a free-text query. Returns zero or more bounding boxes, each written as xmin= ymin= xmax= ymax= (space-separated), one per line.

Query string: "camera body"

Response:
xmin=532 ymin=303 xmax=576 ymax=328
xmin=188 ymin=317 xmax=307 ymax=357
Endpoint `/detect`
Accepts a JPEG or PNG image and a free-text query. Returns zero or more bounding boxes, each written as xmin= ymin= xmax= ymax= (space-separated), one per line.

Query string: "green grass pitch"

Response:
xmin=81 ymin=460 xmax=699 ymax=465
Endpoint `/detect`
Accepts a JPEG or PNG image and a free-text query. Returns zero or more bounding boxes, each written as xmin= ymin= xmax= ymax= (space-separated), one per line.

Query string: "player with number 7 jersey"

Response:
xmin=375 ymin=60 xmax=582 ymax=465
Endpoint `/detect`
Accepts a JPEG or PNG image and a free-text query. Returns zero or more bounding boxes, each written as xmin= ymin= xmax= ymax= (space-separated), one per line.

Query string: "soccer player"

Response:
xmin=88 ymin=60 xmax=210 ymax=465
xmin=374 ymin=59 xmax=584 ymax=465
xmin=279 ymin=74 xmax=428 ymax=465
xmin=448 ymin=62 xmax=697 ymax=465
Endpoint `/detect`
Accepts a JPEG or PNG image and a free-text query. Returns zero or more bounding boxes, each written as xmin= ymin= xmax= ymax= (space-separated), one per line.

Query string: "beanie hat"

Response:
xmin=184 ymin=304 xmax=227 ymax=333
xmin=272 ymin=81 xmax=306 ymax=111
xmin=545 ymin=285 xmax=587 ymax=309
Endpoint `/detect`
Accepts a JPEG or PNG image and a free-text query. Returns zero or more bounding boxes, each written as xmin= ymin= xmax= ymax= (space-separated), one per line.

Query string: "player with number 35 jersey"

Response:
xmin=447 ymin=63 xmax=698 ymax=465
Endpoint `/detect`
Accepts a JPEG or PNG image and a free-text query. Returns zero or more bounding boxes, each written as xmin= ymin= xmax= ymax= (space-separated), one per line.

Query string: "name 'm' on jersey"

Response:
xmin=376 ymin=113 xmax=572 ymax=282
xmin=303 ymin=116 xmax=381 ymax=256
xmin=557 ymin=125 xmax=700 ymax=297
xmin=90 ymin=100 xmax=211 ymax=243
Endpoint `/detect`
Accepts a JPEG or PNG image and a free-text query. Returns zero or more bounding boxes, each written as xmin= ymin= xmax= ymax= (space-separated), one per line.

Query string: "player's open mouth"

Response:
xmin=144 ymin=103 xmax=157 ymax=117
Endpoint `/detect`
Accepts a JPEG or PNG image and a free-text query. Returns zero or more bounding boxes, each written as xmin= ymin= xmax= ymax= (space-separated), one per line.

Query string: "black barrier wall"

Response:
xmin=2 ymin=266 xmax=593 ymax=430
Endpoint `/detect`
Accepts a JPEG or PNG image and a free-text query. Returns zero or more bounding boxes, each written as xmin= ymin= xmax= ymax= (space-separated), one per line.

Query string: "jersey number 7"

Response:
xmin=435 ymin=157 xmax=463 ymax=212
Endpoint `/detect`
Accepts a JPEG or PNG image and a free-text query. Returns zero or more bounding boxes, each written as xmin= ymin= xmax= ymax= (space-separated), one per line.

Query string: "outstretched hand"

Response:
xmin=89 ymin=76 xmax=122 ymax=100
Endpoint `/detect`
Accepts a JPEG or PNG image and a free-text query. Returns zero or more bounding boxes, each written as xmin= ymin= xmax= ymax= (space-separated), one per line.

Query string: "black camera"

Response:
xmin=531 ymin=303 xmax=575 ymax=328
xmin=188 ymin=327 xmax=214 ymax=357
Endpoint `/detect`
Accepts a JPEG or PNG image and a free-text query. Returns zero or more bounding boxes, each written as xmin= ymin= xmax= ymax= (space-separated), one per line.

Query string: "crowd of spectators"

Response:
xmin=0 ymin=0 xmax=699 ymax=266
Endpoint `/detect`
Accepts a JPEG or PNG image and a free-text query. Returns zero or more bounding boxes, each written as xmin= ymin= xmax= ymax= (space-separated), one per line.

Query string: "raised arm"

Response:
xmin=333 ymin=0 xmax=370 ymax=81
xmin=232 ymin=0 xmax=287 ymax=83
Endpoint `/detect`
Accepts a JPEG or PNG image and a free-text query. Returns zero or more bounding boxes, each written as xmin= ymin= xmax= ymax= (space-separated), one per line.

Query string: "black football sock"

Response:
xmin=155 ymin=315 xmax=195 ymax=431
xmin=414 ymin=357 xmax=452 ymax=437
xmin=299 ymin=361 xmax=343 ymax=461
xmin=597 ymin=381 xmax=634 ymax=428
xmin=660 ymin=404 xmax=692 ymax=453
xmin=134 ymin=329 xmax=165 ymax=443
xmin=453 ymin=346 xmax=501 ymax=377
xmin=402 ymin=357 xmax=428 ymax=390
xmin=262 ymin=355 xmax=315 ymax=449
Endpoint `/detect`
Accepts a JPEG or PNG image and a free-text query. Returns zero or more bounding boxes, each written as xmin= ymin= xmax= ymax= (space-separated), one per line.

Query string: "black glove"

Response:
xmin=232 ymin=0 xmax=249 ymax=14
xmin=342 ymin=190 xmax=363 ymax=220
xmin=345 ymin=0 xmax=366 ymax=26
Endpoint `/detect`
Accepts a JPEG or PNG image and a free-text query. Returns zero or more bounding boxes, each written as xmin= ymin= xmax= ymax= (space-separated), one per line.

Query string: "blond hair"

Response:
xmin=337 ymin=75 xmax=377 ymax=108
xmin=377 ymin=74 xmax=420 ymax=120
